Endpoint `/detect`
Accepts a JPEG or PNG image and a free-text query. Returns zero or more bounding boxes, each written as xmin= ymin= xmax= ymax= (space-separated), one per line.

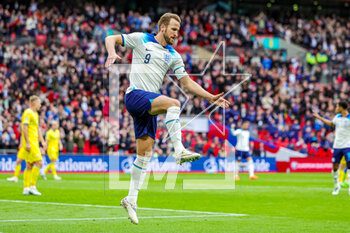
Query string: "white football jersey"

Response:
xmin=232 ymin=129 xmax=250 ymax=152
xmin=122 ymin=32 xmax=188 ymax=94
xmin=332 ymin=113 xmax=350 ymax=149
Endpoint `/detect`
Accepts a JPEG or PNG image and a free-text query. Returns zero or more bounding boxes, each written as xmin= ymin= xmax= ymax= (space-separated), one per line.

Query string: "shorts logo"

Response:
xmin=164 ymin=54 xmax=171 ymax=64
xmin=36 ymin=154 xmax=39 ymax=158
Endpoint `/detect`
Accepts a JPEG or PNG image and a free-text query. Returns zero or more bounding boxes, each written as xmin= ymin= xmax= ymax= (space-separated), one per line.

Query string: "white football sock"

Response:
xmin=332 ymin=169 xmax=339 ymax=187
xmin=248 ymin=159 xmax=255 ymax=177
xmin=127 ymin=155 xmax=150 ymax=205
xmin=165 ymin=106 xmax=185 ymax=154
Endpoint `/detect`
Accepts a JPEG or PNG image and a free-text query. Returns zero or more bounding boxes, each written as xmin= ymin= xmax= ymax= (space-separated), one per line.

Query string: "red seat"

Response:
xmin=83 ymin=141 xmax=90 ymax=154
xmin=90 ymin=145 xmax=100 ymax=154
xmin=35 ymin=34 xmax=47 ymax=46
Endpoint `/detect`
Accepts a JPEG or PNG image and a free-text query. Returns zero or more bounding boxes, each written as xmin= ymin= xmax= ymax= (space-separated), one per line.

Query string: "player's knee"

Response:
xmin=137 ymin=135 xmax=154 ymax=156
xmin=139 ymin=143 xmax=154 ymax=156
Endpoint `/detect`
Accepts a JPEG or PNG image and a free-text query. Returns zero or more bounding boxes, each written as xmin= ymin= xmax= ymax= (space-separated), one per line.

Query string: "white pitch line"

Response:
xmin=0 ymin=214 xmax=244 ymax=223
xmin=0 ymin=199 xmax=247 ymax=217
xmin=136 ymin=206 xmax=244 ymax=216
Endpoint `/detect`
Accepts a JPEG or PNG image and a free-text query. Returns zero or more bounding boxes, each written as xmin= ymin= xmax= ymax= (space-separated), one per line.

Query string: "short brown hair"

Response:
xmin=157 ymin=13 xmax=181 ymax=30
xmin=29 ymin=95 xmax=40 ymax=103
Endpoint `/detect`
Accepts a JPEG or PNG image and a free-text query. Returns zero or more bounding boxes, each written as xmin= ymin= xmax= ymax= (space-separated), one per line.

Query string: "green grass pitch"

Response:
xmin=0 ymin=173 xmax=349 ymax=233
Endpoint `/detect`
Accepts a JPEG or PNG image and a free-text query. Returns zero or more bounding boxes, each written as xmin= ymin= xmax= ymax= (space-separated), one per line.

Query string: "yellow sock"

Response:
xmin=51 ymin=163 xmax=57 ymax=176
xmin=339 ymin=169 xmax=345 ymax=182
xmin=23 ymin=170 xmax=32 ymax=188
xmin=31 ymin=167 xmax=40 ymax=186
xmin=45 ymin=164 xmax=51 ymax=174
xmin=14 ymin=164 xmax=21 ymax=177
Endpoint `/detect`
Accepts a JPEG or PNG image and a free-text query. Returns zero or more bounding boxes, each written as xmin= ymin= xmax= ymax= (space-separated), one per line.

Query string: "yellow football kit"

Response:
xmin=19 ymin=108 xmax=41 ymax=164
xmin=339 ymin=156 xmax=348 ymax=183
xmin=46 ymin=129 xmax=60 ymax=160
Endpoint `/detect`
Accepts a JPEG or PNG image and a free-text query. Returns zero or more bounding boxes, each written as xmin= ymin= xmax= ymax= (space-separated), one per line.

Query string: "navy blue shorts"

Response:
xmin=125 ymin=89 xmax=161 ymax=140
xmin=333 ymin=148 xmax=350 ymax=164
xmin=235 ymin=150 xmax=250 ymax=161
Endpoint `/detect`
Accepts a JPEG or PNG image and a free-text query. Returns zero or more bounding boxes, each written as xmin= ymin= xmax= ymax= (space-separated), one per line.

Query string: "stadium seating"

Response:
xmin=0 ymin=2 xmax=349 ymax=158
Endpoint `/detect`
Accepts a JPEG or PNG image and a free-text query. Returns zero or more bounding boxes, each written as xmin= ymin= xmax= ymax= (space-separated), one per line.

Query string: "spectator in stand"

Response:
xmin=299 ymin=144 xmax=308 ymax=155
xmin=194 ymin=137 xmax=204 ymax=153
xmin=218 ymin=146 xmax=229 ymax=158
xmin=202 ymin=138 xmax=209 ymax=155
xmin=0 ymin=2 xmax=349 ymax=156
xmin=77 ymin=133 xmax=85 ymax=153
xmin=303 ymin=127 xmax=313 ymax=144
xmin=0 ymin=132 xmax=9 ymax=149
xmin=309 ymin=142 xmax=320 ymax=157
xmin=184 ymin=134 xmax=192 ymax=149
xmin=119 ymin=131 xmax=131 ymax=152
xmin=291 ymin=120 xmax=300 ymax=140
xmin=66 ymin=132 xmax=75 ymax=153
xmin=206 ymin=143 xmax=216 ymax=157
xmin=156 ymin=132 xmax=169 ymax=156
xmin=8 ymin=133 xmax=18 ymax=149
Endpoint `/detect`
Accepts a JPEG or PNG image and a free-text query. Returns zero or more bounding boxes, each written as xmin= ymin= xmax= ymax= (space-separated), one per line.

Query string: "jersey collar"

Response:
xmin=146 ymin=33 xmax=172 ymax=50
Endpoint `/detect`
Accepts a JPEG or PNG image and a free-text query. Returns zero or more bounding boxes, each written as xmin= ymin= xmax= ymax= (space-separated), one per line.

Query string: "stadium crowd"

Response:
xmin=0 ymin=2 xmax=349 ymax=158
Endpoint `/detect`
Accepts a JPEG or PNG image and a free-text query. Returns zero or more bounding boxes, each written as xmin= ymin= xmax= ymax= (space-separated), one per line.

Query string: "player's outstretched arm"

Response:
xmin=105 ymin=35 xmax=123 ymax=68
xmin=312 ymin=110 xmax=334 ymax=127
xmin=230 ymin=124 xmax=241 ymax=135
xmin=180 ymin=76 xmax=230 ymax=108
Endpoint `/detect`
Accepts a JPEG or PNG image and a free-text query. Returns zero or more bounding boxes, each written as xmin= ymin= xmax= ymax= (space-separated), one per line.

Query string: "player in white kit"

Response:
xmin=105 ymin=13 xmax=230 ymax=224
xmin=313 ymin=101 xmax=350 ymax=195
xmin=231 ymin=121 xmax=258 ymax=181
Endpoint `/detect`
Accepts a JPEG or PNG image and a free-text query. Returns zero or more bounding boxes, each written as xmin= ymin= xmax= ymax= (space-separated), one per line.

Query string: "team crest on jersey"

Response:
xmin=164 ymin=54 xmax=171 ymax=64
